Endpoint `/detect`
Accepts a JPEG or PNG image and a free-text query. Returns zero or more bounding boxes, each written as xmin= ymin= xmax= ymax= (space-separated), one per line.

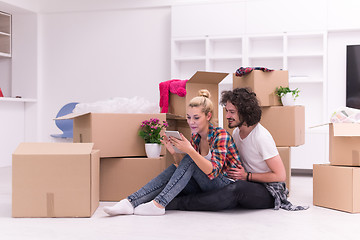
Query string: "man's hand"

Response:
xmin=227 ymin=165 xmax=247 ymax=181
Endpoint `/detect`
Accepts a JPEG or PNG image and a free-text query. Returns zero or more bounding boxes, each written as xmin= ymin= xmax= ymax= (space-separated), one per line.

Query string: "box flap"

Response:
xmin=333 ymin=123 xmax=360 ymax=136
xmin=54 ymin=112 xmax=91 ymax=120
xmin=13 ymin=143 xmax=94 ymax=155
xmin=187 ymin=71 xmax=228 ymax=84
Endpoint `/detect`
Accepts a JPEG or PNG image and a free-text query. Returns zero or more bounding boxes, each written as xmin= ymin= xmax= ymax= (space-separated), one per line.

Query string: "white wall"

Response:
xmin=39 ymin=7 xmax=171 ymax=141
xmin=0 ymin=102 xmax=24 ymax=166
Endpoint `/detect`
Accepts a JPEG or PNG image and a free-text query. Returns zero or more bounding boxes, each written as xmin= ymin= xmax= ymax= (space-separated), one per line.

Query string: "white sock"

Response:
xmin=134 ymin=201 xmax=165 ymax=216
xmin=103 ymin=199 xmax=134 ymax=216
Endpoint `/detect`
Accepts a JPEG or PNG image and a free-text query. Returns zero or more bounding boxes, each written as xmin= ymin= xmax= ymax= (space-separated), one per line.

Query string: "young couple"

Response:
xmin=104 ymin=88 xmax=306 ymax=216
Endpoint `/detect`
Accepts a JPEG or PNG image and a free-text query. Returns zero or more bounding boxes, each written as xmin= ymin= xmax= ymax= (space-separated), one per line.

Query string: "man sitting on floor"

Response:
xmin=166 ymin=88 xmax=308 ymax=211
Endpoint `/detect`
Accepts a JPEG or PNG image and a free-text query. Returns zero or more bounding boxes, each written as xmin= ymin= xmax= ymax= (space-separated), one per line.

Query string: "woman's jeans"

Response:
xmin=127 ymin=154 xmax=232 ymax=208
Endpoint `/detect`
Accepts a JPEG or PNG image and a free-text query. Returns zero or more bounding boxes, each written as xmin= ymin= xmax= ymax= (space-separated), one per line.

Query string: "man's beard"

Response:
xmin=227 ymin=118 xmax=244 ymax=129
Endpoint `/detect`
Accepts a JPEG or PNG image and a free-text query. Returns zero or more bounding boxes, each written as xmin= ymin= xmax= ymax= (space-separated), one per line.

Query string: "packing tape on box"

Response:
xmin=46 ymin=193 xmax=55 ymax=217
xmin=353 ymin=150 xmax=360 ymax=166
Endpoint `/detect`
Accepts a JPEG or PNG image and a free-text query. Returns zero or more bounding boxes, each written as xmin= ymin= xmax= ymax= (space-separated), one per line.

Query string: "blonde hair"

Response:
xmin=188 ymin=89 xmax=214 ymax=119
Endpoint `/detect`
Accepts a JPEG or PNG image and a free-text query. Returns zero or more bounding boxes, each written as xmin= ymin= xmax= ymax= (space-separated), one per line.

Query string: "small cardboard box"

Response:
xmin=168 ymin=71 xmax=229 ymax=125
xmin=56 ymin=113 xmax=166 ymax=158
xmin=313 ymin=164 xmax=360 ymax=213
xmin=260 ymin=106 xmax=305 ymax=147
xmin=278 ymin=147 xmax=291 ymax=191
xmin=328 ymin=123 xmax=360 ymax=166
xmin=233 ymin=70 xmax=289 ymax=106
xmin=12 ymin=143 xmax=100 ymax=218
xmin=100 ymin=157 xmax=167 ymax=201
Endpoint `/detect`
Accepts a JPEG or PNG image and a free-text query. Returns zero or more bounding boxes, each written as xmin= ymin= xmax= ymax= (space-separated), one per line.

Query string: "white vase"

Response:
xmin=145 ymin=143 xmax=162 ymax=158
xmin=281 ymin=93 xmax=296 ymax=106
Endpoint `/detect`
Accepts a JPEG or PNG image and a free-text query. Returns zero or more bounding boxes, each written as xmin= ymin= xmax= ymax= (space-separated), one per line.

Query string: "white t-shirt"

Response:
xmin=232 ymin=123 xmax=278 ymax=173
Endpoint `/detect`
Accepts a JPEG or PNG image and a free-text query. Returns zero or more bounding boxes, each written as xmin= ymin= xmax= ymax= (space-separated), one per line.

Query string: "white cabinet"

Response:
xmin=0 ymin=11 xmax=11 ymax=57
xmin=171 ymin=2 xmax=245 ymax=38
xmin=328 ymin=0 xmax=360 ymax=31
xmin=246 ymin=0 xmax=327 ymax=34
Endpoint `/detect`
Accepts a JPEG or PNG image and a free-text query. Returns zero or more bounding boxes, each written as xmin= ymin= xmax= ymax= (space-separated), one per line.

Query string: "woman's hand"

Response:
xmin=169 ymin=133 xmax=193 ymax=154
xmin=161 ymin=134 xmax=176 ymax=155
xmin=227 ymin=165 xmax=247 ymax=181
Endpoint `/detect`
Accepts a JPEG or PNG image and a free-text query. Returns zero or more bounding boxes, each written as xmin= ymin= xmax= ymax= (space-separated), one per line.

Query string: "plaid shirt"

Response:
xmin=191 ymin=124 xmax=242 ymax=180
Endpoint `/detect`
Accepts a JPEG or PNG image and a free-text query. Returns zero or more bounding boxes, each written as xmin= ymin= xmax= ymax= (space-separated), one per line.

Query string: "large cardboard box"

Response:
xmin=12 ymin=143 xmax=100 ymax=218
xmin=313 ymin=164 xmax=360 ymax=213
xmin=278 ymin=147 xmax=291 ymax=191
xmin=56 ymin=113 xmax=166 ymax=158
xmin=168 ymin=71 xmax=229 ymax=125
xmin=260 ymin=106 xmax=305 ymax=147
xmin=100 ymin=157 xmax=167 ymax=201
xmin=328 ymin=123 xmax=360 ymax=166
xmin=232 ymin=70 xmax=289 ymax=106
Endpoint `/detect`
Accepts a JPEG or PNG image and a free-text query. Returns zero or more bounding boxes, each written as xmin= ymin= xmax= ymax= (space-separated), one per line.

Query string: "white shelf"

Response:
xmin=0 ymin=52 xmax=10 ymax=57
xmin=174 ymin=56 xmax=206 ymax=61
xmin=209 ymin=55 xmax=242 ymax=60
xmin=287 ymin=53 xmax=324 ymax=58
xmin=0 ymin=97 xmax=37 ymax=103
xmin=0 ymin=31 xmax=10 ymax=36
xmin=248 ymin=55 xmax=283 ymax=59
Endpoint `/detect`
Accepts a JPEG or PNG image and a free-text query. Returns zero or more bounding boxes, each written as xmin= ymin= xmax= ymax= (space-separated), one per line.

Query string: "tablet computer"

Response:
xmin=165 ymin=131 xmax=184 ymax=153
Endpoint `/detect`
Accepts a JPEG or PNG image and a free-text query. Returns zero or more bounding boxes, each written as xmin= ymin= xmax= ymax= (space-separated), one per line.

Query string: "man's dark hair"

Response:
xmin=220 ymin=87 xmax=261 ymax=127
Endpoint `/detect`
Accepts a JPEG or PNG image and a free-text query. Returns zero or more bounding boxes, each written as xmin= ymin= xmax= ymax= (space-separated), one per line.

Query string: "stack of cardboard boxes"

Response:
xmin=12 ymin=113 xmax=169 ymax=217
xmin=67 ymin=112 xmax=169 ymax=202
xmin=224 ymin=70 xmax=305 ymax=191
xmin=313 ymin=123 xmax=360 ymax=213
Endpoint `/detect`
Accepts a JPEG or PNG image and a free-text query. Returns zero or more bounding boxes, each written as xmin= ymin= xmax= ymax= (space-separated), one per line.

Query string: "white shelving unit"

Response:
xmin=171 ymin=36 xmax=244 ymax=82
xmin=171 ymin=32 xmax=328 ymax=169
xmin=0 ymin=5 xmax=38 ymax=167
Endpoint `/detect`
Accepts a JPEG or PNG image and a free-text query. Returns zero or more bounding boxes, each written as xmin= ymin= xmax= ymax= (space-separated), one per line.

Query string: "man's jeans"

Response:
xmin=127 ymin=154 xmax=232 ymax=208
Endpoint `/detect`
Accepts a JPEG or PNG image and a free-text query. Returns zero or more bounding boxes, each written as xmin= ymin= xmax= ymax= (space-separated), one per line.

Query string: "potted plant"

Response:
xmin=139 ymin=118 xmax=168 ymax=158
xmin=275 ymin=86 xmax=300 ymax=106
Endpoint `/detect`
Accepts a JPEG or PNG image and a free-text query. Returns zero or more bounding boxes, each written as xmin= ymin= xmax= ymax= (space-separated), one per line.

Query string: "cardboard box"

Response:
xmin=168 ymin=71 xmax=229 ymax=125
xmin=233 ymin=70 xmax=289 ymax=106
xmin=313 ymin=164 xmax=360 ymax=213
xmin=278 ymin=147 xmax=291 ymax=191
xmin=328 ymin=123 xmax=360 ymax=166
xmin=12 ymin=143 xmax=100 ymax=218
xmin=260 ymin=106 xmax=305 ymax=147
xmin=56 ymin=113 xmax=166 ymax=158
xmin=100 ymin=157 xmax=167 ymax=201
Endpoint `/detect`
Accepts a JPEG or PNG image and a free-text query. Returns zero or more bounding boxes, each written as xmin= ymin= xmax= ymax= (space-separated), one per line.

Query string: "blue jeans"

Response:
xmin=127 ymin=155 xmax=232 ymax=208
